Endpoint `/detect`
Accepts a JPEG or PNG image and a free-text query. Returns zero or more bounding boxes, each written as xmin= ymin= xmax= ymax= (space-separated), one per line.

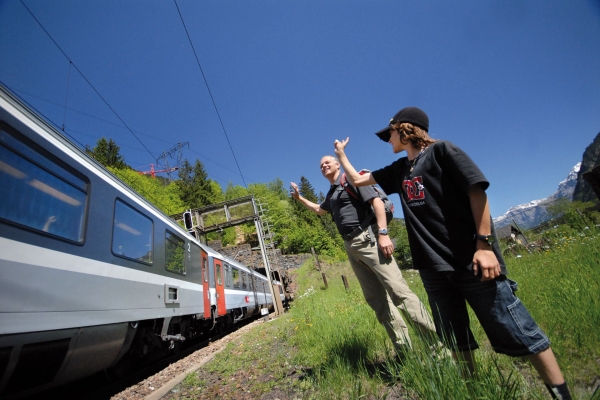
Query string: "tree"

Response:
xmin=389 ymin=219 xmax=412 ymax=268
xmin=267 ymin=176 xmax=344 ymax=257
xmin=208 ymin=180 xmax=225 ymax=204
xmin=109 ymin=167 xmax=184 ymax=215
xmin=291 ymin=176 xmax=321 ymax=226
xmin=547 ymin=199 xmax=600 ymax=230
xmin=225 ymin=182 xmax=249 ymax=200
xmin=176 ymin=159 xmax=222 ymax=208
xmin=268 ymin=178 xmax=289 ymax=201
xmin=298 ymin=176 xmax=318 ymax=202
xmin=87 ymin=137 xmax=127 ymax=168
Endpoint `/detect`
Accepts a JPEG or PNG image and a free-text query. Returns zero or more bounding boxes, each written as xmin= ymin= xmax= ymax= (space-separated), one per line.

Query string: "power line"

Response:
xmin=61 ymin=61 xmax=72 ymax=130
xmin=19 ymin=0 xmax=164 ymax=170
xmin=0 ymin=79 xmax=88 ymax=150
xmin=1 ymin=79 xmax=175 ymax=211
xmin=18 ymin=1 xmax=253 ymax=186
xmin=8 ymin=85 xmax=179 ymax=146
xmin=9 ymin=84 xmax=254 ymax=183
xmin=173 ymin=0 xmax=248 ymax=187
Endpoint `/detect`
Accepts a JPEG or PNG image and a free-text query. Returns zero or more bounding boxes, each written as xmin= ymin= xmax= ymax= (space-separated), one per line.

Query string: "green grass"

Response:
xmin=286 ymin=267 xmax=543 ymax=399
xmin=505 ymin=230 xmax=600 ymax=395
xmin=181 ymin=230 xmax=600 ymax=399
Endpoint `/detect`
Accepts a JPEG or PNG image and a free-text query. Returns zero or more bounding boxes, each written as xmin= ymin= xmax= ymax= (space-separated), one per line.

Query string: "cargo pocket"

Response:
xmin=507 ymin=278 xmax=518 ymax=294
xmin=506 ymin=292 xmax=539 ymax=337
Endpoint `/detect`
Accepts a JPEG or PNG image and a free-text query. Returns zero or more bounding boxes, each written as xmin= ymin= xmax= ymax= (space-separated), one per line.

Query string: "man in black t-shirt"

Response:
xmin=334 ymin=107 xmax=571 ymax=400
xmin=291 ymin=155 xmax=438 ymax=354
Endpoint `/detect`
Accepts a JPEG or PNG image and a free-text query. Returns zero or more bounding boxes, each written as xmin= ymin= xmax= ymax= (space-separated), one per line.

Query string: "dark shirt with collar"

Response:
xmin=320 ymin=173 xmax=378 ymax=237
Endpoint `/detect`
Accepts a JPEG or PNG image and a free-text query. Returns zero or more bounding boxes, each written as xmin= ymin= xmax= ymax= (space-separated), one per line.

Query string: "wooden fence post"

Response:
xmin=322 ymin=272 xmax=328 ymax=288
xmin=311 ymin=247 xmax=321 ymax=271
xmin=342 ymin=275 xmax=349 ymax=291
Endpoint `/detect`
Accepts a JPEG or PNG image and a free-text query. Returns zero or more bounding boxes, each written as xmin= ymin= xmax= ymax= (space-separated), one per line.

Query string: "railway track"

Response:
xmin=15 ymin=317 xmax=267 ymax=400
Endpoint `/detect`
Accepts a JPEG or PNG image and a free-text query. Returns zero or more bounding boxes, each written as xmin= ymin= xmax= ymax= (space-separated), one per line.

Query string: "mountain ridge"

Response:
xmin=493 ymin=163 xmax=580 ymax=229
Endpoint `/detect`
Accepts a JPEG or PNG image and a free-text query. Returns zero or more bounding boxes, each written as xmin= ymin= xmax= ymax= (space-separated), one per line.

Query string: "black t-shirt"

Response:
xmin=320 ymin=174 xmax=378 ymax=236
xmin=372 ymin=140 xmax=506 ymax=273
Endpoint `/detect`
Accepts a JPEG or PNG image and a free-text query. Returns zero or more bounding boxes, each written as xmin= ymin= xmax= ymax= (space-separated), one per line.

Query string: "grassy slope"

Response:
xmin=175 ymin=232 xmax=600 ymax=400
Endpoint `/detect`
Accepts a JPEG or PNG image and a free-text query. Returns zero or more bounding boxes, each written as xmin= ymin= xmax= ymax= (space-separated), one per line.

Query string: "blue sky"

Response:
xmin=1 ymin=0 xmax=599 ymax=219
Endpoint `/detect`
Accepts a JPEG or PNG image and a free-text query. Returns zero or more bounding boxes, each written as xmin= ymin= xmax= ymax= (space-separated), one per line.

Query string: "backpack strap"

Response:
xmin=340 ymin=173 xmax=360 ymax=200
xmin=338 ymin=173 xmax=376 ymax=243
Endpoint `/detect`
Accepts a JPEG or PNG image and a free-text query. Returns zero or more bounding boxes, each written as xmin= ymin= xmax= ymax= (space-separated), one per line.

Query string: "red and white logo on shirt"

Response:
xmin=403 ymin=177 xmax=425 ymax=202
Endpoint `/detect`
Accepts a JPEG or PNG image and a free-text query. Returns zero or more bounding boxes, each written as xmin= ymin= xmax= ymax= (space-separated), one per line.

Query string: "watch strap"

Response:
xmin=475 ymin=233 xmax=494 ymax=245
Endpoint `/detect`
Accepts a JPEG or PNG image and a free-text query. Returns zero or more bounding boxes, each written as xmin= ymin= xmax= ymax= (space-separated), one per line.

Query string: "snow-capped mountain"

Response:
xmin=552 ymin=163 xmax=581 ymax=199
xmin=493 ymin=163 xmax=580 ymax=229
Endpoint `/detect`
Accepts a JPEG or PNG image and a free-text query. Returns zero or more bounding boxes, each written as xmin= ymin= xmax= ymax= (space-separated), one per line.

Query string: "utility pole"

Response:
xmin=157 ymin=142 xmax=189 ymax=180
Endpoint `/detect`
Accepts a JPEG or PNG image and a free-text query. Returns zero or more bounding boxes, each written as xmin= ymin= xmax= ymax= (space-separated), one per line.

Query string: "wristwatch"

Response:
xmin=475 ymin=233 xmax=495 ymax=246
xmin=378 ymin=228 xmax=388 ymax=235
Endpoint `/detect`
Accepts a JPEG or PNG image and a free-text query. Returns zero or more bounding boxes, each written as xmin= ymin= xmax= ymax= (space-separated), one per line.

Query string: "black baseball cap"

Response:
xmin=375 ymin=107 xmax=429 ymax=142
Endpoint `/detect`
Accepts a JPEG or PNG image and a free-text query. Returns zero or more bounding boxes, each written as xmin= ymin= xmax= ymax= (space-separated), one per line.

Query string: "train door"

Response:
xmin=251 ymin=274 xmax=259 ymax=307
xmin=201 ymin=250 xmax=211 ymax=319
xmin=214 ymin=258 xmax=226 ymax=316
xmin=263 ymin=281 xmax=268 ymax=304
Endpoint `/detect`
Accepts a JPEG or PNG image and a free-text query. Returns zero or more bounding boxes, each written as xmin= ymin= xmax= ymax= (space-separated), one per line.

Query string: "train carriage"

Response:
xmin=0 ymin=84 xmax=277 ymax=397
xmin=199 ymin=243 xmax=276 ymax=326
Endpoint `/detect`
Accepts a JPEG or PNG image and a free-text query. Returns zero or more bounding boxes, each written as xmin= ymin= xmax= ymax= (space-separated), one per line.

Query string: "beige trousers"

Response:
xmin=344 ymin=228 xmax=437 ymax=351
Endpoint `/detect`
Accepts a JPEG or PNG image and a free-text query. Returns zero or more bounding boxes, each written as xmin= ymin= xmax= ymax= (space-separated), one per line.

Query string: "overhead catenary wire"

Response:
xmin=9 ymin=86 xmax=183 ymax=147
xmin=17 ymin=2 xmax=254 ymax=186
xmin=0 ymin=78 xmax=176 ymax=212
xmin=0 ymin=78 xmax=88 ymax=150
xmin=19 ymin=0 xmax=164 ymax=170
xmin=173 ymin=0 xmax=248 ymax=188
xmin=61 ymin=61 xmax=72 ymax=131
xmin=6 ymin=83 xmax=255 ymax=184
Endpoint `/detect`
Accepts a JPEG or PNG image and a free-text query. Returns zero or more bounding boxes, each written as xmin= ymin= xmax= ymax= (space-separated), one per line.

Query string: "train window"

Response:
xmin=0 ymin=127 xmax=86 ymax=190
xmin=232 ymin=268 xmax=240 ymax=288
xmin=224 ymin=264 xmax=231 ymax=287
xmin=216 ymin=263 xmax=222 ymax=285
xmin=165 ymin=230 xmax=186 ymax=275
xmin=249 ymin=275 xmax=254 ymax=291
xmin=241 ymin=272 xmax=247 ymax=289
xmin=202 ymin=256 xmax=209 ymax=283
xmin=0 ymin=136 xmax=87 ymax=242
xmin=112 ymin=199 xmax=153 ymax=264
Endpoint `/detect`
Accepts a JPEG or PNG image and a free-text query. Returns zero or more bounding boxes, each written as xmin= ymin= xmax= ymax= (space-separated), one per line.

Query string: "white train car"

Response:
xmin=0 ymin=84 xmax=277 ymax=397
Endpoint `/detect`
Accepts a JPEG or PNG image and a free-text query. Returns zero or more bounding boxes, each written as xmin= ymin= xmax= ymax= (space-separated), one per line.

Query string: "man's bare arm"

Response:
xmin=290 ymin=182 xmax=328 ymax=215
xmin=334 ymin=138 xmax=377 ymax=187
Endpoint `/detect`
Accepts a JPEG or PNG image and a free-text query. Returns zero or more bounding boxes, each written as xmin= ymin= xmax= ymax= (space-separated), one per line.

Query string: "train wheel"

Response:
xmin=105 ymin=356 xmax=137 ymax=381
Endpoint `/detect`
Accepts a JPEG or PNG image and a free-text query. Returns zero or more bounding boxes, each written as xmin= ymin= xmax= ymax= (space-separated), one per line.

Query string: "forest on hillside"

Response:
xmin=87 ymin=137 xmax=415 ymax=263
xmin=88 ymin=137 xmax=600 ymax=268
